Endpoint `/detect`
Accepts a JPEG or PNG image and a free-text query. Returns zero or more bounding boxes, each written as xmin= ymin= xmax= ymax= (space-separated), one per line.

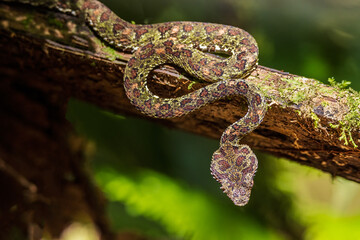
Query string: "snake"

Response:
xmin=3 ymin=0 xmax=267 ymax=206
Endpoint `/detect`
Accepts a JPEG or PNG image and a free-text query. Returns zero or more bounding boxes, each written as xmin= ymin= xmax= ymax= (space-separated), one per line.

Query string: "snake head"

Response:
xmin=210 ymin=143 xmax=258 ymax=206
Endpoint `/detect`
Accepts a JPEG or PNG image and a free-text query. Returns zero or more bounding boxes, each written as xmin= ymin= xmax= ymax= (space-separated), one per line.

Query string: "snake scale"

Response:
xmin=4 ymin=0 xmax=267 ymax=206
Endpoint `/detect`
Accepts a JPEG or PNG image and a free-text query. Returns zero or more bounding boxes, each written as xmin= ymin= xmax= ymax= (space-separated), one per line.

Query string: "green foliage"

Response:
xmin=305 ymin=214 xmax=360 ymax=240
xmin=67 ymin=99 xmax=296 ymax=239
xmin=21 ymin=14 xmax=34 ymax=29
xmin=96 ymin=168 xmax=280 ymax=240
xmin=47 ymin=16 xmax=64 ymax=28
xmin=187 ymin=81 xmax=196 ymax=90
xmin=276 ymin=160 xmax=360 ymax=240
xmin=328 ymin=77 xmax=351 ymax=89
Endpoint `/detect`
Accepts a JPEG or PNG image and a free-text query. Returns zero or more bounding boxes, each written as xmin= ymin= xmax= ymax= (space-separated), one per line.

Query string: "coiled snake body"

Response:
xmin=6 ymin=0 xmax=268 ymax=206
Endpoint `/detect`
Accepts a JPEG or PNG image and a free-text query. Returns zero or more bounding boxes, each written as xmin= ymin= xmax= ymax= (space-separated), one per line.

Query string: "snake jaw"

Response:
xmin=210 ymin=144 xmax=258 ymax=206
xmin=212 ymin=171 xmax=254 ymax=206
xmin=227 ymin=178 xmax=254 ymax=206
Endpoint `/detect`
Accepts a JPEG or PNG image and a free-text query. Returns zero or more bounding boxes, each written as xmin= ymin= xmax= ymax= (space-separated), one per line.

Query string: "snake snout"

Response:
xmin=229 ymin=187 xmax=251 ymax=206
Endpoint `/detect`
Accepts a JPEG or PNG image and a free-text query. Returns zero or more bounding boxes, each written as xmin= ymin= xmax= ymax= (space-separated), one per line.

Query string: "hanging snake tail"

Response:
xmin=125 ymin=72 xmax=267 ymax=206
xmin=202 ymin=79 xmax=266 ymax=206
xmin=210 ymin=89 xmax=266 ymax=206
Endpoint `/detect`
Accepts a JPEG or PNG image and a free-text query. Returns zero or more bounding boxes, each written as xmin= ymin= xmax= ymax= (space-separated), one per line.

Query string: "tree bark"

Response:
xmin=0 ymin=2 xmax=359 ymax=238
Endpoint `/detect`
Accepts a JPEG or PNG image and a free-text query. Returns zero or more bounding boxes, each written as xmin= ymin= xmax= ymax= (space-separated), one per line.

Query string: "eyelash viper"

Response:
xmin=4 ymin=0 xmax=268 ymax=206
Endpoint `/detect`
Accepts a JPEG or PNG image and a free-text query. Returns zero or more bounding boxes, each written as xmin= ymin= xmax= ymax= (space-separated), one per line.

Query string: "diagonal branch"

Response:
xmin=1 ymin=2 xmax=359 ymax=185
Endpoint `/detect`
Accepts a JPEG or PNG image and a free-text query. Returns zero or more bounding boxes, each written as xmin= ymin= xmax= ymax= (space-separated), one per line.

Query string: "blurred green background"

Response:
xmin=65 ymin=0 xmax=360 ymax=239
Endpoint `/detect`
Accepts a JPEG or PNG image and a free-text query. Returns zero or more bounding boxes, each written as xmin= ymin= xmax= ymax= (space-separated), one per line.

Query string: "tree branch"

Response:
xmin=1 ymin=2 xmax=359 ymax=187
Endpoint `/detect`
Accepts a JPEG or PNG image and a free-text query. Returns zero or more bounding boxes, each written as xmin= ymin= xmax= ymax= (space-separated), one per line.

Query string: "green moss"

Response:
xmin=21 ymin=14 xmax=34 ymax=29
xmin=328 ymin=78 xmax=360 ymax=147
xmin=278 ymin=76 xmax=322 ymax=105
xmin=256 ymin=74 xmax=273 ymax=97
xmin=329 ymin=123 xmax=339 ymax=129
xmin=94 ymin=38 xmax=125 ymax=61
xmin=47 ymin=17 xmax=63 ymax=28
xmin=339 ymin=126 xmax=350 ymax=146
xmin=102 ymin=47 xmax=119 ymax=61
xmin=328 ymin=77 xmax=351 ymax=89
xmin=258 ymin=75 xmax=360 ymax=148
xmin=295 ymin=110 xmax=302 ymax=116
xmin=321 ymin=101 xmax=329 ymax=107
xmin=187 ymin=81 xmax=196 ymax=90
xmin=290 ymin=91 xmax=307 ymax=104
xmin=310 ymin=111 xmax=320 ymax=128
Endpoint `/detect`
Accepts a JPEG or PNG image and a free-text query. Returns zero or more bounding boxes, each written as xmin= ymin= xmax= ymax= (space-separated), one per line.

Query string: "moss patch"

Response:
xmin=94 ymin=38 xmax=125 ymax=61
xmin=328 ymin=78 xmax=360 ymax=148
xmin=258 ymin=75 xmax=360 ymax=148
xmin=47 ymin=16 xmax=64 ymax=29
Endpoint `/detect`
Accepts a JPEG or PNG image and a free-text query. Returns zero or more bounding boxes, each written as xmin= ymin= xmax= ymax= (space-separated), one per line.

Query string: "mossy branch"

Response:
xmin=1 ymin=2 xmax=360 ymax=185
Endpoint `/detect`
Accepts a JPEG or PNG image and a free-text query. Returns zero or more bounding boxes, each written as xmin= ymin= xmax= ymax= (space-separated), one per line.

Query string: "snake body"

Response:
xmin=4 ymin=0 xmax=267 ymax=206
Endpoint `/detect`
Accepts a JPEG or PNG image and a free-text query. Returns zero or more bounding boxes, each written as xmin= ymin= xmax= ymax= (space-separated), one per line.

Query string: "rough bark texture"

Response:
xmin=0 ymin=2 xmax=359 ymax=238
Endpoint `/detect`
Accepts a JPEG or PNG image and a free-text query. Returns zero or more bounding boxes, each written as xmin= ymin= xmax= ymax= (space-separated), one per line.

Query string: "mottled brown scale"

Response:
xmin=135 ymin=28 xmax=149 ymax=39
xmin=182 ymin=49 xmax=193 ymax=58
xmin=211 ymin=68 xmax=224 ymax=77
xmin=158 ymin=25 xmax=172 ymax=35
xmin=200 ymin=89 xmax=209 ymax=97
xmin=100 ymin=10 xmax=110 ymax=21
xmin=199 ymin=58 xmax=207 ymax=66
xmin=183 ymin=24 xmax=193 ymax=32
xmin=13 ymin=0 xmax=268 ymax=206
xmin=163 ymin=40 xmax=174 ymax=47
xmin=112 ymin=23 xmax=125 ymax=34
xmin=228 ymin=28 xmax=241 ymax=36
